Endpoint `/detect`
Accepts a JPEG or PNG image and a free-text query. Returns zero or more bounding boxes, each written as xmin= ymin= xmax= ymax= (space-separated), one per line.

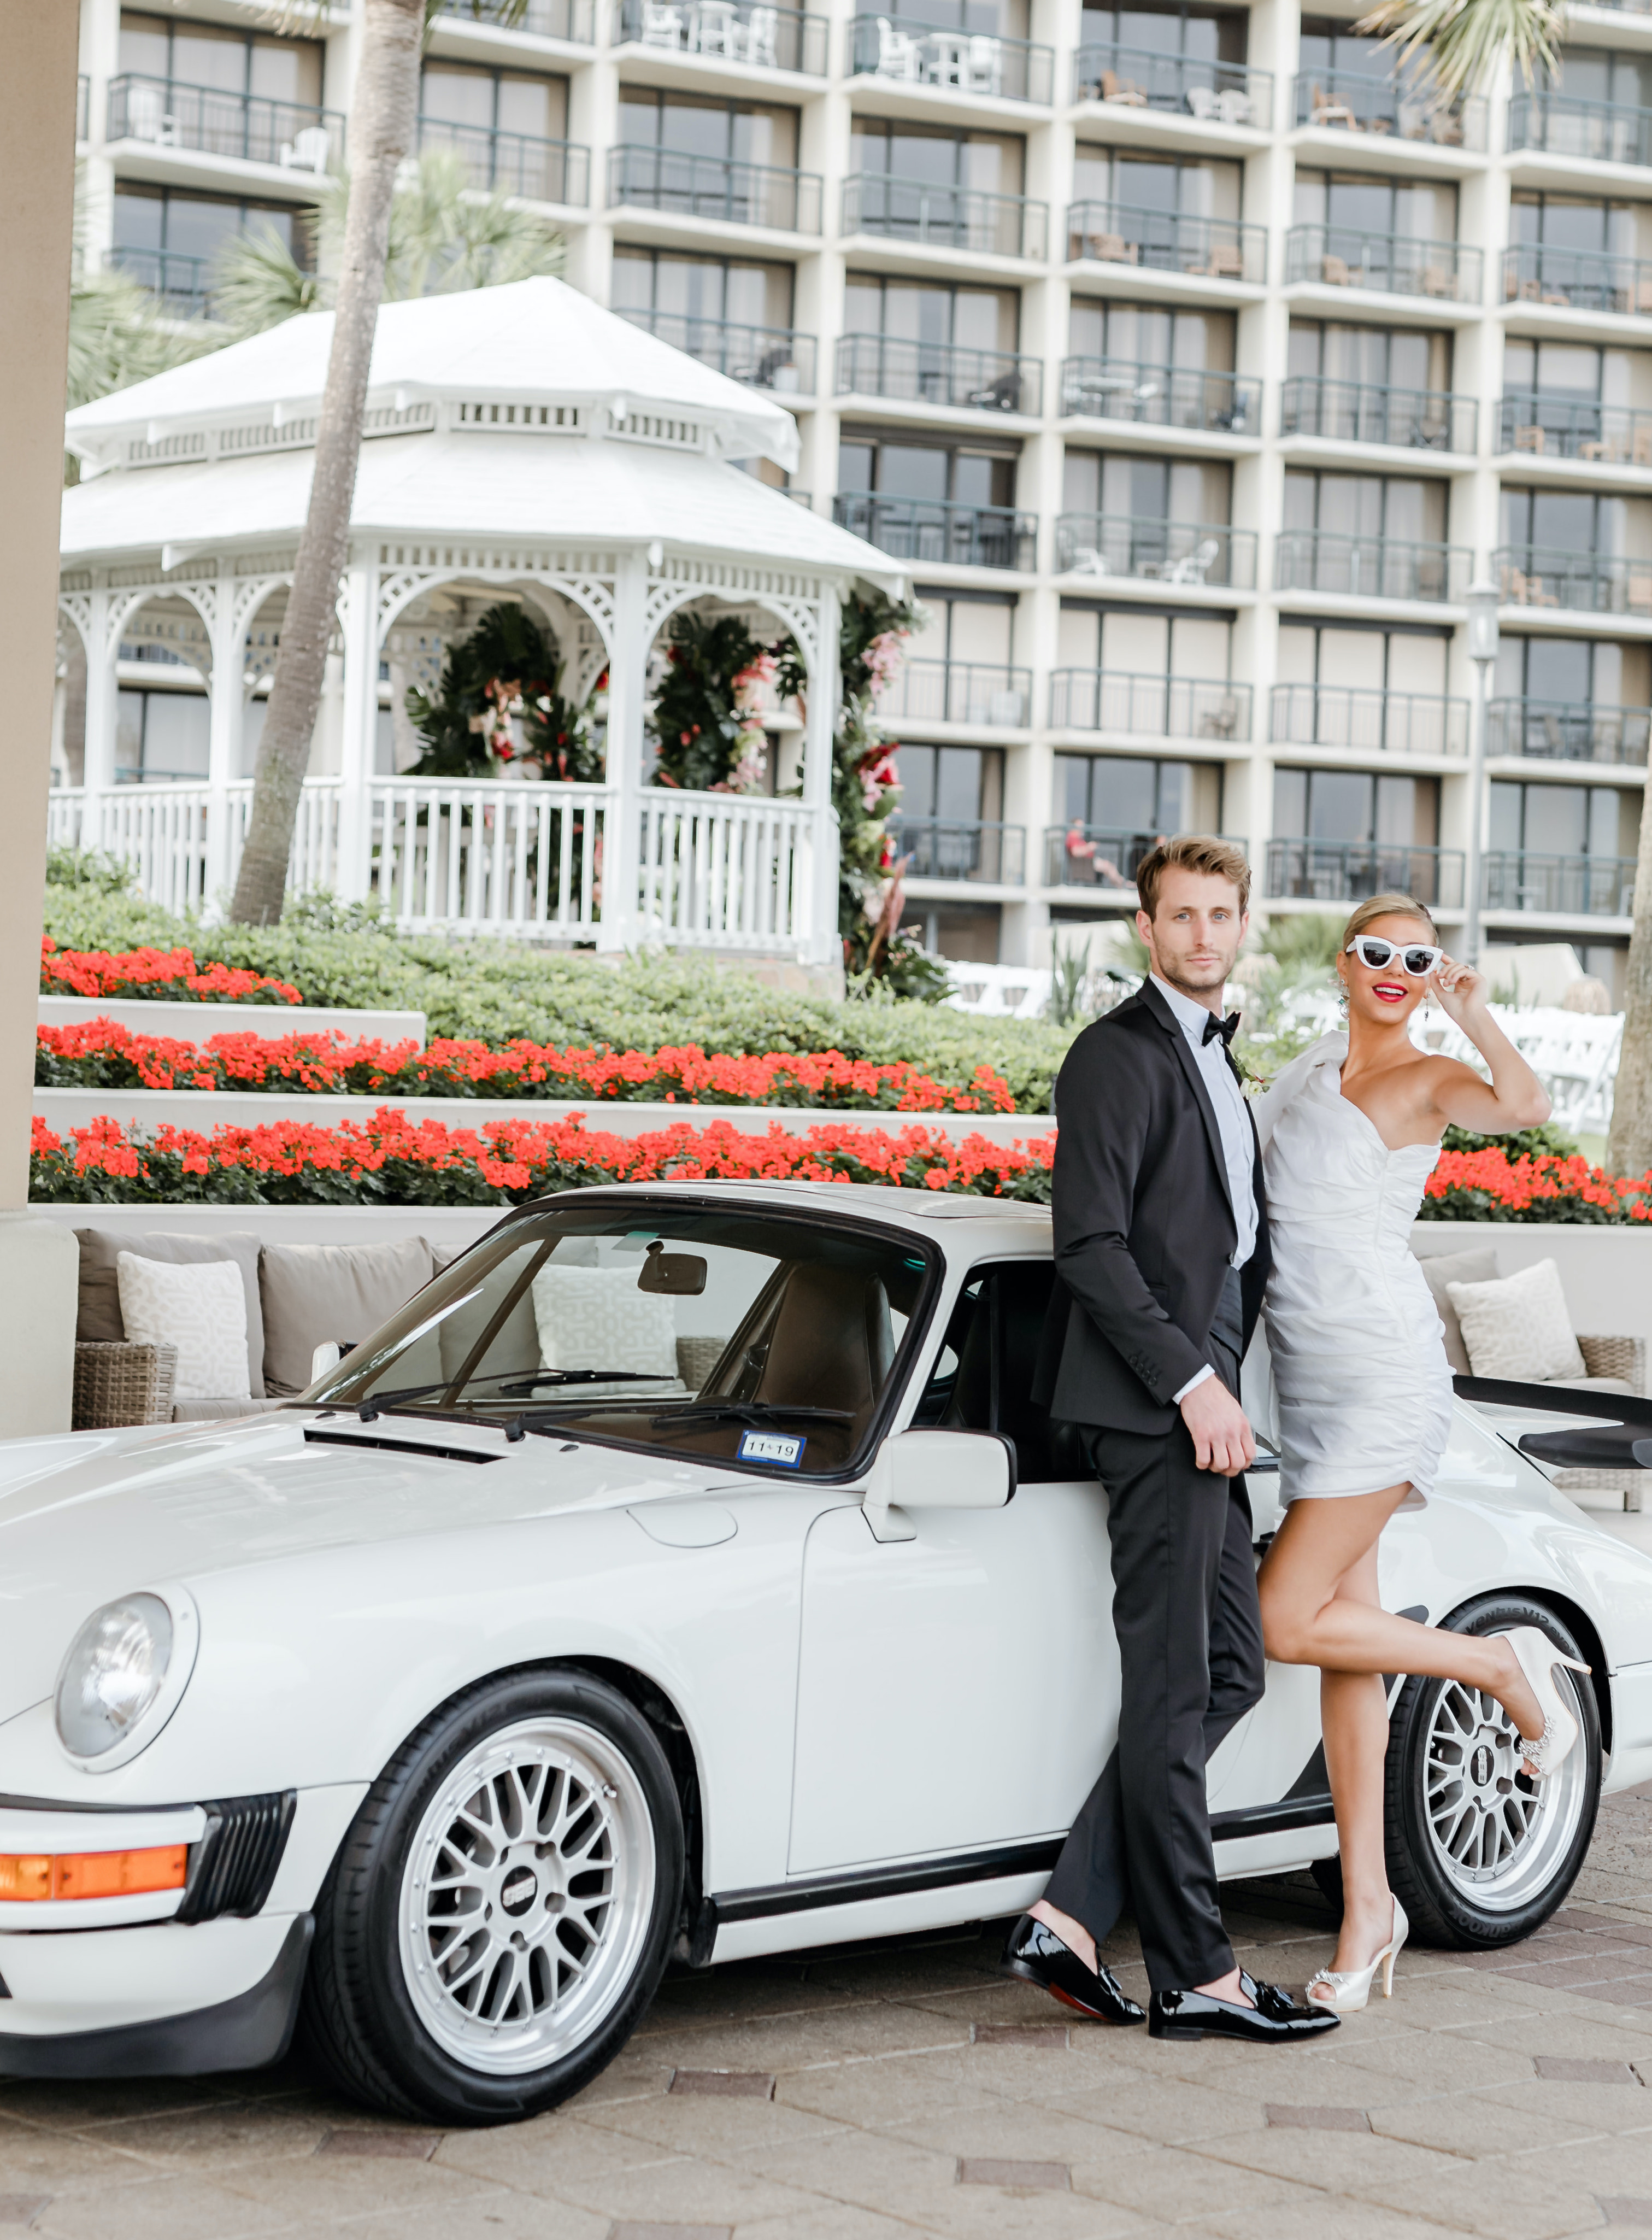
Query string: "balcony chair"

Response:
xmin=1216 ymin=87 xmax=1252 ymax=124
xmin=1199 ymin=694 xmax=1240 ymax=738
xmin=1186 ymin=85 xmax=1219 ymax=120
xmin=1310 ymin=84 xmax=1359 ymax=127
xmin=1100 ymin=70 xmax=1148 ymax=105
xmin=692 ymin=0 xmax=739 ymax=52
xmin=1163 ymin=537 xmax=1220 ymax=585
xmin=875 ymin=17 xmax=926 ymax=80
xmin=737 ymin=4 xmax=779 ymax=64
xmin=1420 ymin=265 xmax=1458 ymax=298
xmin=1082 ymin=229 xmax=1137 ymax=263
xmin=279 ymin=124 xmax=331 ymax=172
xmin=125 ymin=81 xmax=175 ymax=145
xmin=1067 ymin=545 xmax=1108 ymax=576
xmin=964 ymin=34 xmax=1003 ymax=93
xmin=965 ymin=370 xmax=1021 ymax=412
xmin=1513 ymin=424 xmax=1546 ymax=453
xmin=1320 ymin=254 xmax=1351 ymax=284
xmin=640 ymin=0 xmax=687 ymax=44
xmin=1203 ymin=243 xmax=1244 ymax=279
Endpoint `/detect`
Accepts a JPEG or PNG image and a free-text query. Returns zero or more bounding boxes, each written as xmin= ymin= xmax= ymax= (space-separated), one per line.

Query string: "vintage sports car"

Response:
xmin=0 ymin=1182 xmax=1649 ymax=2122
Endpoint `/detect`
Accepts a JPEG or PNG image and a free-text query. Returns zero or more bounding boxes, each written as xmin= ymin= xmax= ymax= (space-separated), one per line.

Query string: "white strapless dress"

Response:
xmin=1258 ymin=1034 xmax=1454 ymax=1509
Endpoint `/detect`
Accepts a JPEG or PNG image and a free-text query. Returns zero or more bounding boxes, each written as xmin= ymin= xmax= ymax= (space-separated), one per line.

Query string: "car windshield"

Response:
xmin=307 ymin=1197 xmax=938 ymax=1478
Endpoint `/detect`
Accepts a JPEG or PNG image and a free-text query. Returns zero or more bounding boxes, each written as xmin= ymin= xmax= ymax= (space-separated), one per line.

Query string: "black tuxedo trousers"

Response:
xmin=1041 ymin=1285 xmax=1266 ymax=1992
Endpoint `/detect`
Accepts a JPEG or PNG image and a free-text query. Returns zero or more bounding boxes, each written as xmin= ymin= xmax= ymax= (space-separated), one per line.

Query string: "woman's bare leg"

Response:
xmin=1318 ymin=1544 xmax=1399 ymax=1981
xmin=1258 ymin=1488 xmax=1547 ymax=1756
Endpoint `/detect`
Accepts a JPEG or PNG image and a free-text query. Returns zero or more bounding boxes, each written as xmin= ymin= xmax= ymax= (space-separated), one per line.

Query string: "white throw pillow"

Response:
xmin=1445 ymin=1258 xmax=1586 ymax=1384
xmin=116 ymin=1252 xmax=252 ymax=1402
xmin=531 ymin=1263 xmax=678 ymax=1379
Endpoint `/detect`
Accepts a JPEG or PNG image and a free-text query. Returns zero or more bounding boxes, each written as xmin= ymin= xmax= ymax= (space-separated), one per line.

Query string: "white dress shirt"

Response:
xmin=1149 ymin=974 xmax=1258 ymax=1405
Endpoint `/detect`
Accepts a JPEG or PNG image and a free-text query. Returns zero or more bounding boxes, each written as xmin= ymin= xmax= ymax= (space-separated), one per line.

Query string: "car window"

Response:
xmin=309 ymin=1199 xmax=936 ymax=1480
xmin=912 ymin=1259 xmax=1075 ymax=1483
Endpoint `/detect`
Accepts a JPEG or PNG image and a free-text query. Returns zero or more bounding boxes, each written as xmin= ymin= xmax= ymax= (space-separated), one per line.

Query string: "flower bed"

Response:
xmin=41 ymin=938 xmax=300 ymax=1007
xmin=36 ymin=1019 xmax=1015 ymax=1113
xmin=29 ymin=1111 xmax=1055 ymax=1207
xmin=1422 ymin=1147 xmax=1652 ymax=1224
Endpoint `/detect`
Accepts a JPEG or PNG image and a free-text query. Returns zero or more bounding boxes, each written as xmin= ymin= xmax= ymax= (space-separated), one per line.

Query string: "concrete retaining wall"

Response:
xmin=39 ymin=997 xmax=427 ymax=1044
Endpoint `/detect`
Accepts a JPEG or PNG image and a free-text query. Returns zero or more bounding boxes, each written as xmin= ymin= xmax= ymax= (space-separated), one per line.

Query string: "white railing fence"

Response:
xmin=637 ymin=793 xmax=814 ymax=950
xmin=1416 ymin=1002 xmax=1625 ymax=1139
xmin=369 ymin=780 xmax=606 ymax=935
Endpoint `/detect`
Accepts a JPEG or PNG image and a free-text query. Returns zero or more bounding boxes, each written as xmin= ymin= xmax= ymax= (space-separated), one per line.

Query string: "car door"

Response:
xmin=787 ymin=1262 xmax=1121 ymax=1872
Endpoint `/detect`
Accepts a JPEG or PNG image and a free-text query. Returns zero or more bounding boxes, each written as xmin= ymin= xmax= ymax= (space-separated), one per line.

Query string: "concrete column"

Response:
xmin=80 ymin=588 xmax=118 ymax=803
xmin=803 ymin=584 xmax=842 ymax=965
xmin=0 ymin=0 xmax=85 ymax=1433
xmin=337 ymin=554 xmax=381 ymax=900
xmin=204 ymin=580 xmax=245 ymax=901
xmin=596 ymin=552 xmax=649 ymax=951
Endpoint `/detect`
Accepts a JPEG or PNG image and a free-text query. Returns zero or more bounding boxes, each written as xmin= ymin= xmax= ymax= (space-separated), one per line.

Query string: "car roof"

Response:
xmin=528 ymin=1177 xmax=1053 ymax=1244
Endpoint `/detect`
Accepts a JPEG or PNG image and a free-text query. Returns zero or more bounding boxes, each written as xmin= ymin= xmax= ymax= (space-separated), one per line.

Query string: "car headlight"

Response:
xmin=55 ymin=1586 xmax=199 ymax=1770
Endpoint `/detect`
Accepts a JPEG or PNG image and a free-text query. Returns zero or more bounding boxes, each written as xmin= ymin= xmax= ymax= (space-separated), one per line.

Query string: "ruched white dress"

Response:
xmin=1256 ymin=1032 xmax=1454 ymax=1510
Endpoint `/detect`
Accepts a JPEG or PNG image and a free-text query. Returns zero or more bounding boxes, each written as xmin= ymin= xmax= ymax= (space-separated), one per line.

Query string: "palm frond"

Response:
xmin=210 ymin=224 xmax=325 ymax=335
xmin=66 ymin=268 xmax=216 ymax=412
xmin=1355 ymin=0 xmax=1565 ymax=95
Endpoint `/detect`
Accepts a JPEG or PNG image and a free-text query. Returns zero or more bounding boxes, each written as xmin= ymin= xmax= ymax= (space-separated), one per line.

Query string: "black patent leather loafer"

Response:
xmin=1000 ymin=1914 xmax=1144 ymax=2026
xmin=1149 ymin=1979 xmax=1341 ymax=2043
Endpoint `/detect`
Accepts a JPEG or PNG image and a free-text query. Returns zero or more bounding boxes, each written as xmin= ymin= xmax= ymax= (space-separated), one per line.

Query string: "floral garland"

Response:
xmin=403 ymin=600 xmax=602 ymax=782
xmin=40 ymin=938 xmax=301 ymax=1006
xmin=37 ymin=1021 xmax=1017 ymax=1114
xmin=30 ymin=1110 xmax=1056 ymax=1208
xmin=651 ymin=612 xmax=778 ymax=794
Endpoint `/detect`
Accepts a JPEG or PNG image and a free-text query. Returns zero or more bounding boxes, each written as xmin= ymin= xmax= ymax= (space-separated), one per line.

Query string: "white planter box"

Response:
xmin=39 ymin=996 xmax=427 ymax=1046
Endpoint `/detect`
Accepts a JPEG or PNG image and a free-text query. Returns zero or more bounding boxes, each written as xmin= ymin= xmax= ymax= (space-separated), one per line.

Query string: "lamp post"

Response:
xmin=1462 ymin=579 xmax=1501 ymax=966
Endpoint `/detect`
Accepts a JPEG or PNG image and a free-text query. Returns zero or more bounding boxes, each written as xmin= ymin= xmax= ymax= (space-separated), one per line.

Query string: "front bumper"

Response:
xmin=0 ymin=1915 xmax=312 ymax=2078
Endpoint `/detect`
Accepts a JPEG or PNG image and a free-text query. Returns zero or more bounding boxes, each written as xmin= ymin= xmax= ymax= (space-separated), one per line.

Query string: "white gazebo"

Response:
xmin=56 ymin=277 xmax=903 ymax=967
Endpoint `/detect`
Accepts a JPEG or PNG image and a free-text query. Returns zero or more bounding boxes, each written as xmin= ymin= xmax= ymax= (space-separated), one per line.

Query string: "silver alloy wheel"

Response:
xmin=398 ymin=1717 xmax=656 ymax=2076
xmin=1423 ymin=1649 xmax=1590 ymax=1913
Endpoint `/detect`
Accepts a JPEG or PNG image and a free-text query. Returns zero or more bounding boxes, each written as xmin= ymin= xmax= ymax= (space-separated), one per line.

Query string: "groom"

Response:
xmin=1003 ymin=837 xmax=1337 ymax=2044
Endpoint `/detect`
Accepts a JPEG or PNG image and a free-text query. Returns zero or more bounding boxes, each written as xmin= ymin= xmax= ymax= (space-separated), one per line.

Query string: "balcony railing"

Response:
xmin=1484 ymin=851 xmax=1638 ymax=916
xmin=609 ymin=145 xmax=820 ymax=230
xmin=1507 ymin=91 xmax=1652 ymax=166
xmin=842 ymin=174 xmax=1046 ymax=257
xmin=874 ymin=659 xmax=1032 ymax=725
xmin=1280 ymin=376 xmax=1476 ymax=453
xmin=887 ymin=818 xmax=1026 ymax=883
xmin=1503 ymin=241 xmax=1652 ymax=314
xmin=1292 ymin=69 xmax=1485 ymax=150
xmin=1486 ymin=697 xmax=1651 ymax=764
xmin=107 ymin=244 xmax=214 ymax=316
xmin=1285 ymin=224 xmax=1480 ymax=302
xmin=439 ymin=0 xmax=596 ymax=37
xmin=1496 ymin=546 xmax=1652 ymax=615
xmin=107 ymin=75 xmax=345 ymax=170
xmin=619 ymin=307 xmax=815 ymax=389
xmin=1045 ymin=823 xmax=1193 ymax=889
xmin=420 ymin=116 xmax=589 ymax=204
xmin=1275 ymin=530 xmax=1471 ymax=603
xmin=1066 ymin=199 xmax=1266 ymax=283
xmin=1072 ymin=45 xmax=1272 ymax=130
xmin=1049 ymin=670 xmax=1252 ymax=739
xmin=77 ymin=72 xmax=89 ymax=141
xmin=1266 ymin=837 xmax=1464 ymax=907
xmin=832 ymin=494 xmax=1036 ymax=569
xmin=1059 ymin=356 xmax=1257 ymax=431
xmin=1056 ymin=513 xmax=1257 ymax=587
xmin=1271 ymin=684 xmax=1469 ymax=757
xmin=849 ymin=14 xmax=1054 ymax=103
xmin=616 ymin=0 xmax=826 ymax=72
xmin=834 ymin=334 xmax=1039 ymax=413
xmin=1499 ymin=393 xmax=1652 ymax=464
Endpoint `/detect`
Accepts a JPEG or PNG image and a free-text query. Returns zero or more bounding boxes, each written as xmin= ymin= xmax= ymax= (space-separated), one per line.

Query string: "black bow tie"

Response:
xmin=1202 ymin=1010 xmax=1241 ymax=1049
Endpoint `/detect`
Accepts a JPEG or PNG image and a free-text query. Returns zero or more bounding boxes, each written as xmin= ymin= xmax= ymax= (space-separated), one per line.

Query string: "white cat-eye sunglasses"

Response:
xmin=1344 ymin=935 xmax=1444 ymax=977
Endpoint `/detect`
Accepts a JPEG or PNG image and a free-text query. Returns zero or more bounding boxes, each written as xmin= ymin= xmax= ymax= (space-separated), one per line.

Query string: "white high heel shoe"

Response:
xmin=1504 ymin=1625 xmax=1592 ymax=1782
xmin=1306 ymin=1897 xmax=1408 ymax=2015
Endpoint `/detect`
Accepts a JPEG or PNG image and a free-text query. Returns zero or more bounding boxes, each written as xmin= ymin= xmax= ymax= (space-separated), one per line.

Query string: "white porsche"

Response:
xmin=1 ymin=1181 xmax=1649 ymax=2123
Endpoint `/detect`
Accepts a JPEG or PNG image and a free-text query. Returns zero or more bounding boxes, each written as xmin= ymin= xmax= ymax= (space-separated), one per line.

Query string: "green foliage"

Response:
xmin=404 ymin=601 xmax=601 ymax=780
xmin=1262 ymin=914 xmax=1344 ymax=972
xmin=1049 ymin=934 xmax=1093 ymax=1029
xmin=652 ymin=613 xmax=774 ymax=792
xmin=40 ymin=888 xmax=1079 ymax=1112
xmin=209 ymin=224 xmax=322 ymax=338
xmin=1443 ymin=1118 xmax=1580 ymax=1159
xmin=45 ymin=848 xmax=137 ymax=896
xmin=1356 ymin=0 xmax=1561 ymax=95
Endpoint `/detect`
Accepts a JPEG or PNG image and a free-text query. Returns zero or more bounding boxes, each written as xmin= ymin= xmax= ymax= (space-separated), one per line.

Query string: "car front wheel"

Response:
xmin=1385 ymin=1594 xmax=1600 ymax=1949
xmin=300 ymin=1668 xmax=684 ymax=2124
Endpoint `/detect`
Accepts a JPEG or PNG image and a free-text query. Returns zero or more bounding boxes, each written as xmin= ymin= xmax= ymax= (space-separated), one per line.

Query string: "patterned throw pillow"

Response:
xmin=1445 ymin=1258 xmax=1586 ymax=1385
xmin=116 ymin=1253 xmax=252 ymax=1402
xmin=530 ymin=1264 xmax=679 ymax=1379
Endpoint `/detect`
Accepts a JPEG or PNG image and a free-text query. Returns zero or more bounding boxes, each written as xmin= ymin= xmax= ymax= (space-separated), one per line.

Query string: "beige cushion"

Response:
xmin=259 ymin=1238 xmax=434 ymax=1396
xmin=117 ymin=1254 xmax=251 ymax=1402
xmin=530 ymin=1263 xmax=678 ymax=1378
xmin=1446 ymin=1258 xmax=1586 ymax=1384
xmin=1416 ymin=1245 xmax=1498 ymax=1375
xmin=76 ymin=1228 xmax=266 ymax=1397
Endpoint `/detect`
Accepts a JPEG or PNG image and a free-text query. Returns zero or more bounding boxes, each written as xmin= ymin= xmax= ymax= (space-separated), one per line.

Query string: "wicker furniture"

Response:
xmin=72 ymin=1340 xmax=178 ymax=1430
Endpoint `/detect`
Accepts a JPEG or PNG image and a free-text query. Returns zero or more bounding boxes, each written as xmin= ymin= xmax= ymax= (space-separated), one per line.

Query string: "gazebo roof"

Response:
xmin=61 ymin=278 xmax=903 ymax=591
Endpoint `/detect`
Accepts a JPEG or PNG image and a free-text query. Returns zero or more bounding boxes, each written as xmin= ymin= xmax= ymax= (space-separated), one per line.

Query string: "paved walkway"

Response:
xmin=8 ymin=1512 xmax=1652 ymax=2236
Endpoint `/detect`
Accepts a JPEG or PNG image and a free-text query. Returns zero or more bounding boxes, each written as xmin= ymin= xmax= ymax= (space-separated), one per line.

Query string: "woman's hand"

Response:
xmin=1426 ymin=954 xmax=1489 ymax=1024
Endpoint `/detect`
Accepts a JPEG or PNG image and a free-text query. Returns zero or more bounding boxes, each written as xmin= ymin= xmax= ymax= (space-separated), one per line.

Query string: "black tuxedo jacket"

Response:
xmin=1033 ymin=977 xmax=1271 ymax=1434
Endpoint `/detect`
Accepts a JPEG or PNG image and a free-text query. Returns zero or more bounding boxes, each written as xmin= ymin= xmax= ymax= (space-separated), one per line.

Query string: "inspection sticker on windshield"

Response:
xmin=739 ymin=1429 xmax=804 ymax=1468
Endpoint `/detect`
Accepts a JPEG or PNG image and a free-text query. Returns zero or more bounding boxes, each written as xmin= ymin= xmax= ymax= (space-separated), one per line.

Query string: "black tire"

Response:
xmin=298 ymin=1668 xmax=684 ymax=2124
xmin=1385 ymin=1594 xmax=1600 ymax=1950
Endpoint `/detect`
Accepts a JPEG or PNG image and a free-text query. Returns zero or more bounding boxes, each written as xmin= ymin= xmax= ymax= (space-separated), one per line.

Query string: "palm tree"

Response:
xmin=1355 ymin=0 xmax=1563 ymax=96
xmin=210 ymin=149 xmax=561 ymax=337
xmin=227 ymin=0 xmax=534 ymax=926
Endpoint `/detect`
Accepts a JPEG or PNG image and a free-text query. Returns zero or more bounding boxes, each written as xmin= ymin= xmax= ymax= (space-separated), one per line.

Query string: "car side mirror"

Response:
xmin=862 ymin=1429 xmax=1015 ymax=1543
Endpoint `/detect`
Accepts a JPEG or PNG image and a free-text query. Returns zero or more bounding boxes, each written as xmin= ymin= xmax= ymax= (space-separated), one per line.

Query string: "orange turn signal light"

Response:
xmin=0 ymin=1845 xmax=188 ymax=1902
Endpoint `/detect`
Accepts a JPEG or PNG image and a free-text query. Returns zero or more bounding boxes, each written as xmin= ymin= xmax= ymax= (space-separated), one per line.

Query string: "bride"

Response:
xmin=1254 ymin=893 xmax=1590 ymax=2013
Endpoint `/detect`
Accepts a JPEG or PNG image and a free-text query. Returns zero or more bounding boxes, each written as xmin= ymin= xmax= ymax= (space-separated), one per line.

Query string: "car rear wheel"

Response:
xmin=1385 ymin=1595 xmax=1600 ymax=1949
xmin=299 ymin=1669 xmax=684 ymax=2123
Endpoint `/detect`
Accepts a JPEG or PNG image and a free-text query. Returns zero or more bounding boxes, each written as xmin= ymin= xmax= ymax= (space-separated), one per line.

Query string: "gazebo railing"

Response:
xmin=370 ymin=781 xmax=607 ymax=935
xmin=637 ymin=791 xmax=814 ymax=949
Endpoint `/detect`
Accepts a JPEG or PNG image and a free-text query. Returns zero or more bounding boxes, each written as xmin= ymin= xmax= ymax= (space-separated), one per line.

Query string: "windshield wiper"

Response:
xmin=333 ymin=1370 xmax=674 ymax=1421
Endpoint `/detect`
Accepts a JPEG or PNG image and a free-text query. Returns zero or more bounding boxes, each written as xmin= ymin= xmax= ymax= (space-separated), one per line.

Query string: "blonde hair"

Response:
xmin=1136 ymin=835 xmax=1251 ymax=920
xmin=1341 ymin=893 xmax=1438 ymax=947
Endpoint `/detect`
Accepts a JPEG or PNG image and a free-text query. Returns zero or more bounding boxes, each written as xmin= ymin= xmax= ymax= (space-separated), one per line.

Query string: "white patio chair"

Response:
xmin=875 ymin=17 xmax=925 ymax=80
xmin=279 ymin=124 xmax=331 ymax=172
xmin=739 ymin=3 xmax=779 ymax=63
xmin=641 ymin=0 xmax=687 ymax=45
xmin=1186 ymin=86 xmax=1218 ymax=120
xmin=125 ymin=81 xmax=175 ymax=145
xmin=965 ymin=34 xmax=1003 ymax=93
xmin=692 ymin=0 xmax=738 ymax=54
xmin=1163 ymin=537 xmax=1219 ymax=584
xmin=1068 ymin=546 xmax=1108 ymax=576
xmin=1215 ymin=87 xmax=1252 ymax=125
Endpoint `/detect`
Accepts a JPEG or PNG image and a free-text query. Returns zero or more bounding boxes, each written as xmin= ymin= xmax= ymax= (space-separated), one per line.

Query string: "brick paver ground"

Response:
xmin=9 ymin=1525 xmax=1652 ymax=2236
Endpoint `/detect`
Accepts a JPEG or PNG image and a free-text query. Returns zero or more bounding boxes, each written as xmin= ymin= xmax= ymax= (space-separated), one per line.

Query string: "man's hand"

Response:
xmin=1180 ymin=1376 xmax=1255 ymax=1476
